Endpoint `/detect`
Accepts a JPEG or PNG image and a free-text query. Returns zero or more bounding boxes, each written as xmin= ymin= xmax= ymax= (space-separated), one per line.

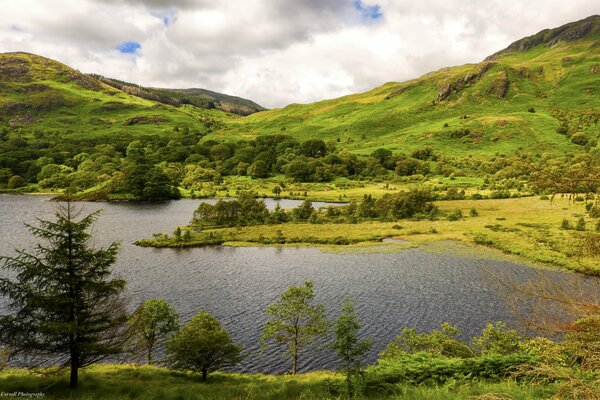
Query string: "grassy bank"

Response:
xmin=136 ymin=196 xmax=600 ymax=275
xmin=0 ymin=364 xmax=557 ymax=400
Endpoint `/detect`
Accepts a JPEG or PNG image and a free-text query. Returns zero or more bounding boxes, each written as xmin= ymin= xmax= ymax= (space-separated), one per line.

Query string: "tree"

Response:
xmin=166 ymin=311 xmax=243 ymax=381
xmin=248 ymin=160 xmax=269 ymax=178
xmin=262 ymin=281 xmax=329 ymax=374
xmin=332 ymin=297 xmax=372 ymax=399
xmin=0 ymin=202 xmax=128 ymax=388
xmin=143 ymin=167 xmax=180 ymax=201
xmin=129 ymin=299 xmax=179 ymax=364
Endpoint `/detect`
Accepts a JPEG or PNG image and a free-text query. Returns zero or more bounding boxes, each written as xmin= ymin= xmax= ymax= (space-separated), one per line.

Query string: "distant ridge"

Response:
xmin=91 ymin=75 xmax=265 ymax=116
xmin=486 ymin=15 xmax=600 ymax=60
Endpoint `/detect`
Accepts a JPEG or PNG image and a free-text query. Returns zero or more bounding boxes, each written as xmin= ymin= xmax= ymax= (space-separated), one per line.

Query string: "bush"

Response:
xmin=528 ymin=107 xmax=536 ymax=113
xmin=575 ymin=216 xmax=586 ymax=231
xmin=7 ymin=175 xmax=26 ymax=189
xmin=365 ymin=352 xmax=534 ymax=389
xmin=571 ymin=133 xmax=588 ymax=146
xmin=561 ymin=218 xmax=572 ymax=230
xmin=446 ymin=209 xmax=463 ymax=221
xmin=490 ymin=190 xmax=511 ymax=199
xmin=470 ymin=208 xmax=479 ymax=217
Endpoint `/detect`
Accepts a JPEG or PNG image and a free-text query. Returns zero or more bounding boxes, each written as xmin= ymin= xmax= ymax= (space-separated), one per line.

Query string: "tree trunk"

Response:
xmin=202 ymin=369 xmax=207 ymax=382
xmin=292 ymin=347 xmax=298 ymax=375
xmin=346 ymin=370 xmax=352 ymax=399
xmin=70 ymin=355 xmax=78 ymax=388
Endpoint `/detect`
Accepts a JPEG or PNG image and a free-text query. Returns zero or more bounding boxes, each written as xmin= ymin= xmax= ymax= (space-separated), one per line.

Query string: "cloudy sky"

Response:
xmin=1 ymin=0 xmax=598 ymax=108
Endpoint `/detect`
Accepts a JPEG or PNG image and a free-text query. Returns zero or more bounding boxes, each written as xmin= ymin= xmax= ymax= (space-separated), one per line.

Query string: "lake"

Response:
xmin=0 ymin=194 xmax=594 ymax=373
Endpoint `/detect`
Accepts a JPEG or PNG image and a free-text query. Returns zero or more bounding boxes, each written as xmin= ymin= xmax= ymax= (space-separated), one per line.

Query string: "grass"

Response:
xmin=138 ymin=196 xmax=600 ymax=275
xmin=0 ymin=364 xmax=558 ymax=400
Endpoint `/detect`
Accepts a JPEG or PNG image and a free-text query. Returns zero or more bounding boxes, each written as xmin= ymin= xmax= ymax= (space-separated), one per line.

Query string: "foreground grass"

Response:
xmin=137 ymin=196 xmax=600 ymax=275
xmin=0 ymin=365 xmax=557 ymax=400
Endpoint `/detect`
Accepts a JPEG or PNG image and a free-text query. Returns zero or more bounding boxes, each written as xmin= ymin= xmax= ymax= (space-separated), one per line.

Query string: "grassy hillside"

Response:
xmin=0 ymin=52 xmax=234 ymax=139
xmin=218 ymin=16 xmax=600 ymax=158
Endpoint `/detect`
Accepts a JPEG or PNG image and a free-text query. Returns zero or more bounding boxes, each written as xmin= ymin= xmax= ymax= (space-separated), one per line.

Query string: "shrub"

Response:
xmin=446 ymin=209 xmax=463 ymax=221
xmin=365 ymin=352 xmax=534 ymax=389
xmin=561 ymin=218 xmax=571 ymax=230
xmin=571 ymin=133 xmax=588 ymax=146
xmin=470 ymin=208 xmax=479 ymax=217
xmin=528 ymin=107 xmax=536 ymax=113
xmin=575 ymin=216 xmax=586 ymax=231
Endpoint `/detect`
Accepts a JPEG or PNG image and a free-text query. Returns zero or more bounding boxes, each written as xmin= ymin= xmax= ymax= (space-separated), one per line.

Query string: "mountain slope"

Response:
xmin=91 ymin=75 xmax=265 ymax=116
xmin=218 ymin=15 xmax=600 ymax=158
xmin=0 ymin=52 xmax=237 ymax=137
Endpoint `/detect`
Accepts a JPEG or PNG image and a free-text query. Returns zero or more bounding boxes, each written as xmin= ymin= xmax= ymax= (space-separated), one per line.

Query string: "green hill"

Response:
xmin=0 ymin=52 xmax=236 ymax=138
xmin=218 ymin=15 xmax=600 ymax=158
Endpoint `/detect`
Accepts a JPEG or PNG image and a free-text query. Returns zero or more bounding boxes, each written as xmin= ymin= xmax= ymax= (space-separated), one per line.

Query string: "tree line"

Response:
xmin=191 ymin=190 xmax=437 ymax=228
xmin=4 ymin=125 xmax=597 ymax=200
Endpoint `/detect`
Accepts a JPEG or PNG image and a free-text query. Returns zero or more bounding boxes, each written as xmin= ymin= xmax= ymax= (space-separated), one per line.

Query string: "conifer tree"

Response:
xmin=0 ymin=202 xmax=129 ymax=388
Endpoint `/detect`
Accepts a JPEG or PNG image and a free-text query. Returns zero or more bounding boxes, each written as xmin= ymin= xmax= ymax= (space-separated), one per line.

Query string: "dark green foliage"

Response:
xmin=173 ymin=227 xmax=182 ymax=241
xmin=561 ymin=218 xmax=572 ymax=230
xmin=0 ymin=203 xmax=128 ymax=388
xmin=299 ymin=139 xmax=327 ymax=158
xmin=262 ymin=281 xmax=329 ymax=375
xmin=166 ymin=311 xmax=243 ymax=382
xmin=248 ymin=160 xmax=269 ymax=178
xmin=7 ymin=175 xmax=26 ymax=189
xmin=570 ymin=133 xmax=588 ymax=146
xmin=470 ymin=208 xmax=479 ymax=217
xmin=446 ymin=209 xmax=463 ymax=221
xmin=192 ymin=193 xmax=269 ymax=226
xmin=129 ymin=299 xmax=179 ymax=364
xmin=293 ymin=200 xmax=315 ymax=221
xmin=575 ymin=216 xmax=586 ymax=231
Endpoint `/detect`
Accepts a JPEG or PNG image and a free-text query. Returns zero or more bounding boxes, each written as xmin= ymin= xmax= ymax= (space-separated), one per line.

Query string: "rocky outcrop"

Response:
xmin=437 ymin=62 xmax=494 ymax=101
xmin=486 ymin=15 xmax=600 ymax=60
xmin=486 ymin=69 xmax=510 ymax=99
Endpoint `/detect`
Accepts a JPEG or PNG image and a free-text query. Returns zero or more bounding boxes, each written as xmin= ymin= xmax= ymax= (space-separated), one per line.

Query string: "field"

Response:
xmin=0 ymin=364 xmax=557 ymax=400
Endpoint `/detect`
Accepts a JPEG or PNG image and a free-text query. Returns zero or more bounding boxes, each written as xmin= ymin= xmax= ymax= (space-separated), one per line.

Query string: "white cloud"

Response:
xmin=0 ymin=0 xmax=598 ymax=108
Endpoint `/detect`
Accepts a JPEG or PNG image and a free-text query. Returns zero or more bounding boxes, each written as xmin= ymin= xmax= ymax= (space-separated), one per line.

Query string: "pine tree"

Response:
xmin=0 ymin=202 xmax=129 ymax=388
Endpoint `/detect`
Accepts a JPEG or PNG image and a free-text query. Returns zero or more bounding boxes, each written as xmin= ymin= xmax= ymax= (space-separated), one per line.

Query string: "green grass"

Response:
xmin=0 ymin=364 xmax=558 ymax=400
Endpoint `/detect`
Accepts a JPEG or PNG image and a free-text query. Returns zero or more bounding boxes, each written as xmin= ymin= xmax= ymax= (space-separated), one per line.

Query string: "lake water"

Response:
xmin=0 ymin=194 xmax=594 ymax=373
